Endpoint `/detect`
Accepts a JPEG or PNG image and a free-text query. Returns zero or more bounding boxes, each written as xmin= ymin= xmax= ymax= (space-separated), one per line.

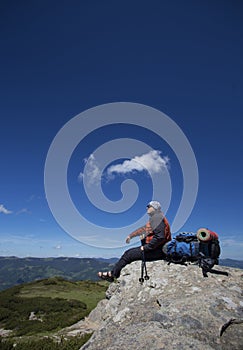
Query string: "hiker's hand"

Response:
xmin=141 ymin=246 xmax=144 ymax=251
xmin=126 ymin=236 xmax=131 ymax=244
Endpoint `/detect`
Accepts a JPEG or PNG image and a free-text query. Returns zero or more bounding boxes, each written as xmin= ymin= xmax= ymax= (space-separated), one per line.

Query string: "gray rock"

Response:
xmin=80 ymin=261 xmax=243 ymax=350
xmin=220 ymin=319 xmax=243 ymax=350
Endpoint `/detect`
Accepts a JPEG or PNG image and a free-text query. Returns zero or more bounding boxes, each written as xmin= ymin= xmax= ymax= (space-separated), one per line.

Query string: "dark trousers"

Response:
xmin=112 ymin=246 xmax=165 ymax=278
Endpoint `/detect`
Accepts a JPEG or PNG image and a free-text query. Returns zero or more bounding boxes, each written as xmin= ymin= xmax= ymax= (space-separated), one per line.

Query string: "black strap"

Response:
xmin=202 ymin=268 xmax=229 ymax=278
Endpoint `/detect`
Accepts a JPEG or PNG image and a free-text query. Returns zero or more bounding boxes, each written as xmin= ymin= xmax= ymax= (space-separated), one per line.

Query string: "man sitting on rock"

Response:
xmin=98 ymin=201 xmax=171 ymax=282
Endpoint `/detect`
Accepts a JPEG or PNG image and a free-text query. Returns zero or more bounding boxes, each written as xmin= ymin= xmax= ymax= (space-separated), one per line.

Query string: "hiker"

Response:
xmin=98 ymin=201 xmax=171 ymax=282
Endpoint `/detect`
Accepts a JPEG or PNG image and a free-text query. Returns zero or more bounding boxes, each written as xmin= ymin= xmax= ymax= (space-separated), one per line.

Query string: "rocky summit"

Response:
xmin=79 ymin=260 xmax=243 ymax=350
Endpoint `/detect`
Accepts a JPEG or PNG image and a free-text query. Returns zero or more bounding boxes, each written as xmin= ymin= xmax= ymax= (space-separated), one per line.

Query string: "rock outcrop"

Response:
xmin=80 ymin=260 xmax=243 ymax=350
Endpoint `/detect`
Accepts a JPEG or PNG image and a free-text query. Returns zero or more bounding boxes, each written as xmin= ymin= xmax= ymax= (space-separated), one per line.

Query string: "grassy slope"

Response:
xmin=18 ymin=277 xmax=108 ymax=313
xmin=0 ymin=276 xmax=108 ymax=347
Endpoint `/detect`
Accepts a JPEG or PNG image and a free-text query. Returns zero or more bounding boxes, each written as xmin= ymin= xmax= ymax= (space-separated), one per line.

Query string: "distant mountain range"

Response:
xmin=0 ymin=256 xmax=242 ymax=291
xmin=0 ymin=256 xmax=117 ymax=291
xmin=219 ymin=258 xmax=243 ymax=269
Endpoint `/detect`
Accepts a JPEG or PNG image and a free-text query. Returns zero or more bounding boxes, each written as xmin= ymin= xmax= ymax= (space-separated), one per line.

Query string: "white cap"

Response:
xmin=147 ymin=201 xmax=161 ymax=210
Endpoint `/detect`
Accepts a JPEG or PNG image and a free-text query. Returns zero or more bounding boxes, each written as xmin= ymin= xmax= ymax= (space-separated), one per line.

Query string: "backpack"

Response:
xmin=162 ymin=228 xmax=226 ymax=277
xmin=162 ymin=232 xmax=200 ymax=264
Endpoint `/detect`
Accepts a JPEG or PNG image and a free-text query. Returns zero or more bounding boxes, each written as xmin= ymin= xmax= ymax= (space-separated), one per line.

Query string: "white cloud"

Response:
xmin=107 ymin=150 xmax=169 ymax=176
xmin=0 ymin=204 xmax=12 ymax=215
xmin=16 ymin=208 xmax=31 ymax=215
xmin=78 ymin=150 xmax=169 ymax=186
xmin=221 ymin=239 xmax=243 ymax=247
xmin=26 ymin=195 xmax=35 ymax=202
xmin=26 ymin=194 xmax=42 ymax=202
xmin=220 ymin=238 xmax=243 ymax=260
xmin=78 ymin=154 xmax=102 ymax=185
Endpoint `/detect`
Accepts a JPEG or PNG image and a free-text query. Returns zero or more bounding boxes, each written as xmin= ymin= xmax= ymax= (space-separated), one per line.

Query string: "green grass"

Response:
xmin=18 ymin=277 xmax=107 ymax=312
xmin=0 ymin=276 xmax=108 ymax=345
xmin=0 ymin=334 xmax=92 ymax=350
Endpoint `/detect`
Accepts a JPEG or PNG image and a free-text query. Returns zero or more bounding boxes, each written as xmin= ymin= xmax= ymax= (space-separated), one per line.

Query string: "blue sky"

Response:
xmin=0 ymin=1 xmax=243 ymax=260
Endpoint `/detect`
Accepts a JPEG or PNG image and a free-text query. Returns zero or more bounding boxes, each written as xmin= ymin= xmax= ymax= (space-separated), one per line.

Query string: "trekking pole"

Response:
xmin=142 ymin=249 xmax=149 ymax=281
xmin=139 ymin=238 xmax=149 ymax=283
xmin=139 ymin=256 xmax=145 ymax=284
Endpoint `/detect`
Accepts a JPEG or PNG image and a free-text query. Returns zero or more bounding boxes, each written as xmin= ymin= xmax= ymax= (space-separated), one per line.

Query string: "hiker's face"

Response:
xmin=147 ymin=205 xmax=155 ymax=214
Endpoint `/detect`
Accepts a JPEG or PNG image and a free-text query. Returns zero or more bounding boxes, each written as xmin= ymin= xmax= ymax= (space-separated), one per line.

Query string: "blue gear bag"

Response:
xmin=163 ymin=232 xmax=200 ymax=263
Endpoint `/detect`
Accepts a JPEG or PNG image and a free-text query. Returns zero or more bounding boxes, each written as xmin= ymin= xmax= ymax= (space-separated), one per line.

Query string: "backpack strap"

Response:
xmin=198 ymin=254 xmax=229 ymax=277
